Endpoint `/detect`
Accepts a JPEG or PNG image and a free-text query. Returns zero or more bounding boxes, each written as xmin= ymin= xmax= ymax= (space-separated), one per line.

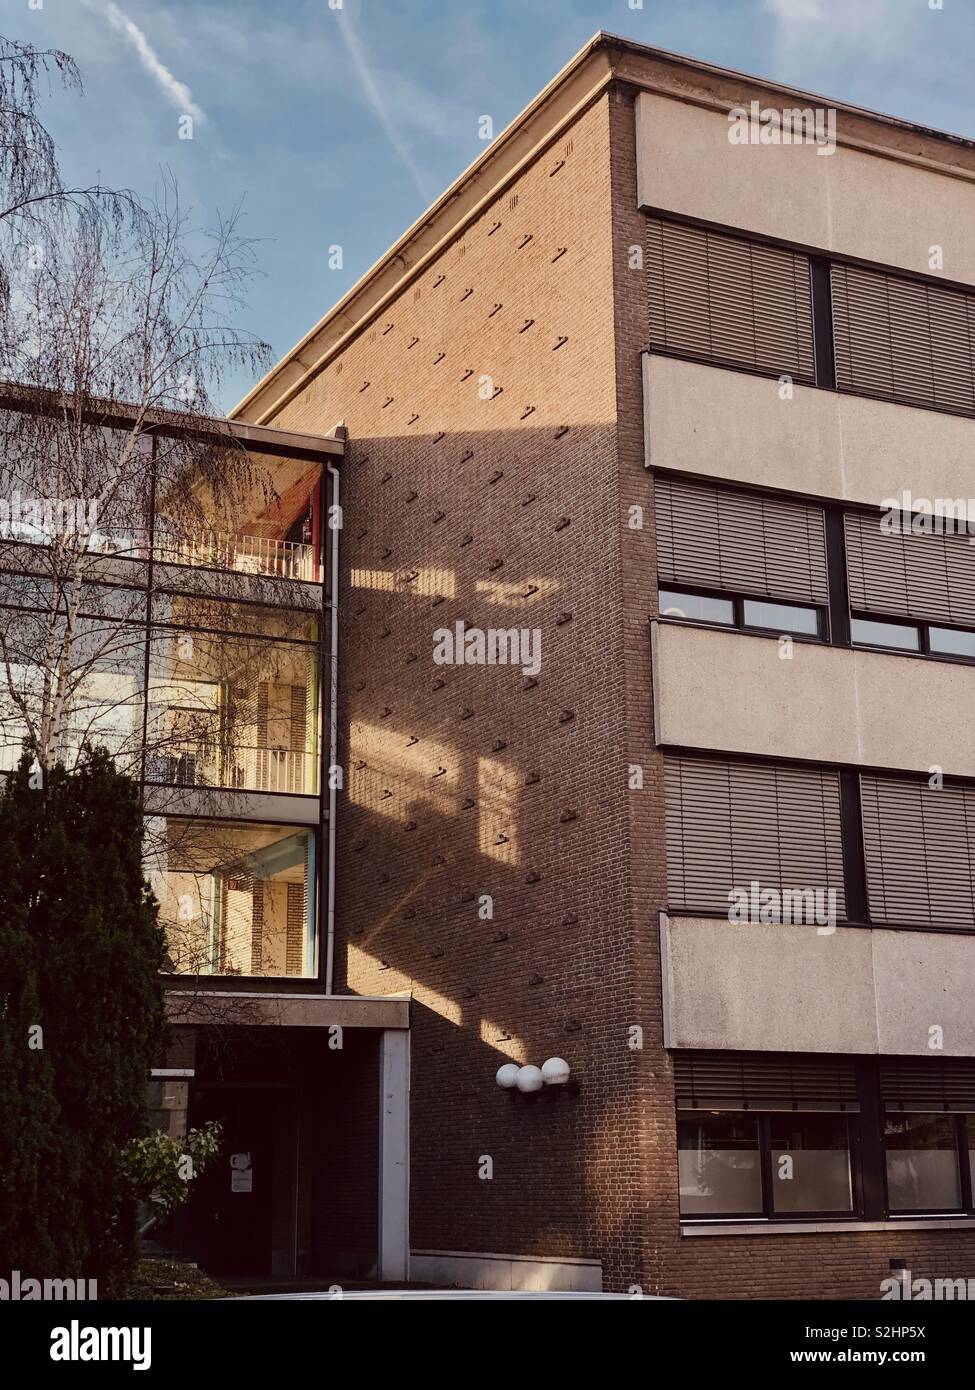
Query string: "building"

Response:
xmin=7 ymin=28 xmax=975 ymax=1298
xmin=0 ymin=387 xmax=410 ymax=1284
xmin=226 ymin=31 xmax=975 ymax=1297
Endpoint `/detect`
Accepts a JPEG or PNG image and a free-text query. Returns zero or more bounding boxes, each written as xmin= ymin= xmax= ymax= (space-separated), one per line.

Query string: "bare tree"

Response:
xmin=0 ymin=41 xmax=325 ymax=999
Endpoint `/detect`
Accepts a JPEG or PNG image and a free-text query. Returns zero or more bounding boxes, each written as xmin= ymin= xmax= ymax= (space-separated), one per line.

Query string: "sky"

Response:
xmin=4 ymin=0 xmax=975 ymax=412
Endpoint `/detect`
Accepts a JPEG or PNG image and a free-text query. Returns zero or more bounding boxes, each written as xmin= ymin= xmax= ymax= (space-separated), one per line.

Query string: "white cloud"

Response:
xmin=763 ymin=0 xmax=826 ymax=20
xmin=334 ymin=4 xmax=434 ymax=202
xmin=93 ymin=1 xmax=207 ymax=125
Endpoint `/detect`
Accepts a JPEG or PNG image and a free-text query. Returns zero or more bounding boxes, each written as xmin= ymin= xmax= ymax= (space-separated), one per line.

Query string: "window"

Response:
xmin=655 ymin=477 xmax=829 ymax=608
xmin=0 ymin=609 xmax=145 ymax=774
xmin=850 ymin=617 xmax=920 ymax=651
xmin=930 ymin=626 xmax=975 ymax=658
xmin=658 ymin=589 xmax=821 ymax=636
xmin=742 ymin=598 xmax=820 ymax=635
xmin=675 ymin=1053 xmax=860 ymax=1220
xmin=664 ymin=754 xmax=847 ymax=922
xmin=148 ymin=817 xmax=317 ymax=978
xmin=678 ymin=1116 xmax=762 ymax=1216
xmin=144 ymin=627 xmax=320 ymax=795
xmin=658 ymin=589 xmax=734 ymax=625
xmin=831 ymin=261 xmax=975 ymax=416
xmin=884 ymin=1114 xmax=962 ymax=1213
xmin=677 ymin=1054 xmax=975 ymax=1222
xmin=859 ymin=774 xmax=975 ymax=931
xmin=770 ymin=1114 xmax=854 ymax=1214
xmin=646 ymin=217 xmax=816 ymax=382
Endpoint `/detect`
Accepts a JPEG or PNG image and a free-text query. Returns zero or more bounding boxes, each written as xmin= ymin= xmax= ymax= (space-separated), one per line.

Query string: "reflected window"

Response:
xmin=659 ymin=589 xmax=735 ymax=625
xmin=149 ymin=817 xmax=317 ymax=978
xmin=770 ymin=1114 xmax=853 ymax=1213
xmin=678 ymin=1115 xmax=762 ymax=1215
xmin=884 ymin=1113 xmax=962 ymax=1212
xmin=851 ymin=617 xmax=920 ymax=651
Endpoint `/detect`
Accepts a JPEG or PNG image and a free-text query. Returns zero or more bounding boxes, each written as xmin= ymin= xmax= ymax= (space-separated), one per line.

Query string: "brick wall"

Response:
xmin=256 ymin=71 xmax=975 ymax=1299
xmin=265 ymin=92 xmax=655 ymax=1287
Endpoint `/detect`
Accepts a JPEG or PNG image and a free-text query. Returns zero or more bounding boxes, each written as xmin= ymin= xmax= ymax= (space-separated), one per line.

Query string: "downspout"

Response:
xmin=324 ymin=457 xmax=340 ymax=994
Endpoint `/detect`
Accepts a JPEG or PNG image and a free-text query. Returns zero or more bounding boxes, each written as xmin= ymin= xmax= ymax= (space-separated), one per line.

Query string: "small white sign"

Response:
xmin=230 ymin=1152 xmax=253 ymax=1193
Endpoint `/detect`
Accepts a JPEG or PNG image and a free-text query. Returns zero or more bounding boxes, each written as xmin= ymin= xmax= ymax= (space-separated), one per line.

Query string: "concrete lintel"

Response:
xmin=165 ymin=991 xmax=409 ymax=1031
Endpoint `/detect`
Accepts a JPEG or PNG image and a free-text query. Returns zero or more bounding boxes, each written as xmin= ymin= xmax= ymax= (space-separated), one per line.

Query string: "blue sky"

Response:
xmin=5 ymin=0 xmax=974 ymax=411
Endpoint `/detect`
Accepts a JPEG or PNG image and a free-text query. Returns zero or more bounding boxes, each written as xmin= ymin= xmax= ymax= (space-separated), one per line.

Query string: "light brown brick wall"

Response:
xmin=264 ymin=93 xmax=655 ymax=1287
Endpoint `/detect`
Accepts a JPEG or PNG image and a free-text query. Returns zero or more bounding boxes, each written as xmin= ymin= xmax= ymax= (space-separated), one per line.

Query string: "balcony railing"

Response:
xmin=0 ymin=521 xmax=316 ymax=582
xmin=145 ymin=742 xmax=317 ymax=796
xmin=154 ymin=530 xmax=315 ymax=581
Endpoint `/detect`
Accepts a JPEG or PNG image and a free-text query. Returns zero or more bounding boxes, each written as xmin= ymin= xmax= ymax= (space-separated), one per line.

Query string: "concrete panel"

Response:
xmin=410 ymin=1249 xmax=602 ymax=1292
xmin=873 ymin=932 xmax=975 ymax=1058
xmin=663 ymin=917 xmax=975 ymax=1059
xmin=143 ymin=784 xmax=321 ymax=826
xmin=166 ymin=990 xmax=409 ymax=1030
xmin=378 ymin=1029 xmax=410 ymax=1282
xmin=636 ymin=92 xmax=975 ymax=283
xmin=662 ymin=916 xmax=877 ymax=1054
xmin=644 ymin=353 xmax=975 ymax=512
xmin=652 ymin=622 xmax=975 ymax=780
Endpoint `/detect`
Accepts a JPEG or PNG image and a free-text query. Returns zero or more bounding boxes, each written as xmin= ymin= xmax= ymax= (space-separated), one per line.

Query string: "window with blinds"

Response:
xmin=844 ymin=510 xmax=975 ymax=627
xmin=655 ymin=477 xmax=829 ymax=605
xmin=881 ymin=1057 xmax=975 ymax=1112
xmin=674 ymin=1051 xmax=859 ymax=1111
xmin=860 ymin=774 xmax=975 ymax=930
xmin=831 ymin=262 xmax=975 ymax=415
xmin=646 ymin=216 xmax=816 ymax=381
xmin=665 ymin=754 xmax=847 ymax=919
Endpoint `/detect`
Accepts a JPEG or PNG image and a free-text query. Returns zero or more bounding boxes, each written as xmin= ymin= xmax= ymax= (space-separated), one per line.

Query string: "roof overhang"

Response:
xmin=0 ymin=379 xmax=344 ymax=463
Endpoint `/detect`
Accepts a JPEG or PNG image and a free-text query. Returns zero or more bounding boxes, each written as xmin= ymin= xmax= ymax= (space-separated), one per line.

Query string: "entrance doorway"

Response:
xmin=188 ymin=1084 xmax=296 ymax=1276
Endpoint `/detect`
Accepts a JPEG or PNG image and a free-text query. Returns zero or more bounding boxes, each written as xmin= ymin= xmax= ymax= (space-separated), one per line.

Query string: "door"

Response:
xmin=187 ymin=1086 xmax=293 ymax=1276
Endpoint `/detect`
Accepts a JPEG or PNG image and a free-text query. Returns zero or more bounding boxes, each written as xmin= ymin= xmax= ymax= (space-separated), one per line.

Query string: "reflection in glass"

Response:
xmin=148 ymin=817 xmax=316 ymax=978
xmin=659 ymin=589 xmax=735 ymax=625
xmin=884 ymin=1113 xmax=961 ymax=1211
xmin=144 ymin=626 xmax=320 ymax=794
xmin=770 ymin=1114 xmax=853 ymax=1212
xmin=851 ymin=617 xmax=920 ymax=651
xmin=678 ymin=1115 xmax=762 ymax=1215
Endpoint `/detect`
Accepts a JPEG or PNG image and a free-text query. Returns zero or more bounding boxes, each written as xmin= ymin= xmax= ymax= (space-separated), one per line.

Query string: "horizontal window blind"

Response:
xmin=646 ymin=217 xmax=816 ymax=381
xmin=844 ymin=510 xmax=975 ymax=627
xmin=881 ymin=1058 xmax=975 ymax=1113
xmin=665 ymin=755 xmax=847 ymax=919
xmin=656 ymin=476 xmax=829 ymax=605
xmin=674 ymin=1051 xmax=859 ymax=1111
xmin=860 ymin=774 xmax=975 ymax=930
xmin=831 ymin=262 xmax=975 ymax=415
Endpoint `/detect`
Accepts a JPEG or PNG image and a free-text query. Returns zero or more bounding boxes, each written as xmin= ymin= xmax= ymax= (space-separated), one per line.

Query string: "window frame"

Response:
xmin=657 ymin=583 xmax=827 ymax=642
xmin=677 ymin=1108 xmax=862 ymax=1223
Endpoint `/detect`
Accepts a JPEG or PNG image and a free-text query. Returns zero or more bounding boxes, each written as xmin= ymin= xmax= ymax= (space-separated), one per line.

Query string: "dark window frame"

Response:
xmin=657 ymin=583 xmax=826 ymax=642
xmin=677 ymin=1059 xmax=975 ymax=1226
xmin=653 ymin=481 xmax=975 ymax=672
xmin=645 ymin=207 xmax=975 ymax=424
xmin=678 ymin=1107 xmax=862 ymax=1223
xmin=663 ymin=748 xmax=975 ymax=936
